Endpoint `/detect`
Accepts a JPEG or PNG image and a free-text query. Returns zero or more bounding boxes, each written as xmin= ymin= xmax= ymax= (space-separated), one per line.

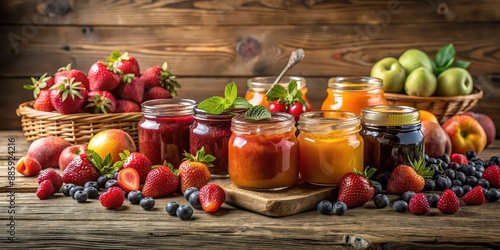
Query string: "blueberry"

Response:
xmin=427 ymin=194 xmax=440 ymax=208
xmin=450 ymin=185 xmax=464 ymax=198
xmin=424 ymin=179 xmax=435 ymax=191
xmin=458 ymin=165 xmax=468 ymax=174
xmin=317 ymin=200 xmax=333 ymax=215
xmin=393 ymin=200 xmax=408 ymax=213
xmin=113 ymin=171 xmax=119 ymax=180
xmin=127 ymin=190 xmax=144 ymax=204
xmin=97 ymin=176 xmax=110 ymax=189
xmin=475 ymin=171 xmax=483 ymax=179
xmin=62 ymin=184 xmax=76 ymax=196
xmin=472 ymin=160 xmax=484 ymax=168
xmin=440 ymin=162 xmax=449 ymax=170
xmin=140 ymin=197 xmax=155 ymax=210
xmin=84 ymin=181 xmax=99 ymax=191
xmin=440 ymin=154 xmax=451 ymax=164
xmin=462 ymin=185 xmax=473 ymax=194
xmin=466 ymin=176 xmax=478 ymax=186
xmin=188 ymin=191 xmax=202 ymax=209
xmin=484 ymin=160 xmax=495 ymax=168
xmin=456 ymin=172 xmax=467 ymax=183
xmin=466 ymin=150 xmax=476 ymax=160
xmin=482 ymin=187 xmax=488 ymax=196
xmin=183 ymin=187 xmax=199 ymax=201
xmin=452 ymin=180 xmax=462 ymax=187
xmin=402 ymin=191 xmax=415 ymax=203
xmin=490 ymin=156 xmax=500 ymax=166
xmin=427 ymin=158 xmax=438 ymax=165
xmin=332 ymin=202 xmax=348 ymax=215
xmin=477 ymin=179 xmax=490 ymax=189
xmin=424 ymin=154 xmax=429 ymax=162
xmin=486 ymin=189 xmax=500 ymax=202
xmin=105 ymin=179 xmax=119 ymax=189
xmin=467 ymin=166 xmax=476 ymax=176
xmin=166 ymin=201 xmax=180 ymax=216
xmin=429 ymin=164 xmax=439 ymax=173
xmin=436 ymin=176 xmax=452 ymax=190
xmin=372 ymin=181 xmax=383 ymax=196
xmin=84 ymin=186 xmax=99 ymax=199
xmin=373 ymin=194 xmax=389 ymax=208
xmin=476 ymin=166 xmax=485 ymax=173
xmin=449 ymin=162 xmax=460 ymax=170
xmin=444 ymin=169 xmax=456 ymax=180
xmin=176 ymin=205 xmax=194 ymax=220
xmin=436 ymin=158 xmax=444 ymax=166
xmin=74 ymin=190 xmax=88 ymax=202
xmin=69 ymin=186 xmax=84 ymax=199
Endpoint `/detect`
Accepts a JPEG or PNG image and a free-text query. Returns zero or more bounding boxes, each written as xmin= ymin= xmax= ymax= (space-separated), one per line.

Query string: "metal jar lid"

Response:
xmin=361 ymin=105 xmax=420 ymax=126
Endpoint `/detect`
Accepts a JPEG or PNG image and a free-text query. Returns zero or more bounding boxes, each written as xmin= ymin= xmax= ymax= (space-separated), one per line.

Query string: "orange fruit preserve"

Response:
xmin=321 ymin=77 xmax=387 ymax=115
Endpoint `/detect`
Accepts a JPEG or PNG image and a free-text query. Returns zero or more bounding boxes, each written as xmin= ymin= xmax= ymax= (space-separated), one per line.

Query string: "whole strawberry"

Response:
xmin=142 ymin=164 xmax=179 ymax=198
xmin=337 ymin=167 xmax=376 ymax=208
xmin=62 ymin=150 xmax=118 ymax=186
xmin=33 ymin=89 xmax=54 ymax=112
xmin=483 ymin=165 xmax=500 ymax=188
xmin=408 ymin=193 xmax=430 ymax=215
xmin=463 ymin=186 xmax=486 ymax=205
xmin=54 ymin=63 xmax=90 ymax=90
xmin=117 ymin=74 xmax=144 ymax=103
xmin=87 ymin=61 xmax=121 ymax=91
xmin=37 ymin=180 xmax=55 ymax=200
xmin=386 ymin=158 xmax=433 ymax=194
xmin=23 ymin=73 xmax=54 ymax=99
xmin=115 ymin=99 xmax=141 ymax=113
xmin=140 ymin=62 xmax=180 ymax=96
xmin=144 ymin=86 xmax=172 ymax=101
xmin=116 ymin=150 xmax=152 ymax=184
xmin=99 ymin=187 xmax=125 ymax=209
xmin=85 ymin=90 xmax=116 ymax=114
xmin=199 ymin=183 xmax=226 ymax=213
xmin=108 ymin=51 xmax=140 ymax=76
xmin=37 ymin=168 xmax=62 ymax=194
xmin=49 ymin=77 xmax=88 ymax=114
xmin=438 ymin=189 xmax=460 ymax=214
xmin=179 ymin=147 xmax=214 ymax=193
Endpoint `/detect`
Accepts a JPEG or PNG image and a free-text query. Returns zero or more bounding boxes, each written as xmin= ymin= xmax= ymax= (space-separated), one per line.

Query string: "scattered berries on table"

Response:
xmin=36 ymin=180 xmax=55 ymax=200
xmin=402 ymin=191 xmax=415 ymax=203
xmin=37 ymin=168 xmax=62 ymax=194
xmin=437 ymin=189 xmax=460 ymax=214
xmin=408 ymin=193 xmax=430 ymax=215
xmin=199 ymin=183 xmax=226 ymax=213
xmin=483 ymin=165 xmax=500 ymax=188
xmin=69 ymin=186 xmax=84 ymax=199
xmin=84 ymin=181 xmax=99 ymax=191
xmin=179 ymin=147 xmax=213 ymax=193
xmin=332 ymin=202 xmax=348 ymax=216
xmin=486 ymin=189 xmax=500 ymax=202
xmin=127 ymin=190 xmax=144 ymax=204
xmin=62 ymin=183 xmax=76 ymax=196
xmin=99 ymin=187 xmax=125 ymax=209
xmin=97 ymin=176 xmax=110 ymax=189
xmin=176 ymin=205 xmax=194 ymax=220
xmin=463 ymin=186 xmax=486 ymax=205
xmin=188 ymin=191 xmax=201 ymax=209
xmin=393 ymin=200 xmax=408 ymax=213
xmin=317 ymin=200 xmax=333 ymax=215
xmin=427 ymin=194 xmax=440 ymax=208
xmin=142 ymin=164 xmax=179 ymax=198
xmin=166 ymin=202 xmax=180 ymax=216
xmin=373 ymin=194 xmax=389 ymax=208
xmin=105 ymin=179 xmax=119 ymax=189
xmin=184 ymin=187 xmax=199 ymax=201
xmin=450 ymin=185 xmax=464 ymax=198
xmin=386 ymin=159 xmax=433 ymax=194
xmin=337 ymin=167 xmax=376 ymax=208
xmin=84 ymin=186 xmax=99 ymax=199
xmin=74 ymin=190 xmax=88 ymax=203
xmin=140 ymin=197 xmax=155 ymax=210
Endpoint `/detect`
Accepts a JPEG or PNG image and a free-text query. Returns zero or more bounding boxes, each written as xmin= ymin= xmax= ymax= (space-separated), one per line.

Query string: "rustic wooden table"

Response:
xmin=1 ymin=131 xmax=499 ymax=249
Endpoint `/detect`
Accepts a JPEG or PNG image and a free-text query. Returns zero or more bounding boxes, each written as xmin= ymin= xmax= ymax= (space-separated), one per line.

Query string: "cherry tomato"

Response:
xmin=269 ymin=101 xmax=287 ymax=113
xmin=288 ymin=102 xmax=306 ymax=120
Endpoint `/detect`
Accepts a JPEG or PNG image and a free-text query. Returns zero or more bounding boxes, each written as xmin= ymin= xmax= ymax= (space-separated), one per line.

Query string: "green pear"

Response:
xmin=404 ymin=67 xmax=437 ymax=97
xmin=370 ymin=57 xmax=406 ymax=93
xmin=435 ymin=68 xmax=473 ymax=96
xmin=398 ymin=49 xmax=433 ymax=74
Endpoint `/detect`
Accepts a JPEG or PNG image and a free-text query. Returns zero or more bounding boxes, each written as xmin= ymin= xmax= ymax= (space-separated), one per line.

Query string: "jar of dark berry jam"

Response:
xmin=139 ymin=99 xmax=197 ymax=167
xmin=360 ymin=105 xmax=424 ymax=181
xmin=190 ymin=107 xmax=247 ymax=178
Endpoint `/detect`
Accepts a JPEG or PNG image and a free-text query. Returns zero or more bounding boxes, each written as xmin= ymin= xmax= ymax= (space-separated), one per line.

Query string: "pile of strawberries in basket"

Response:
xmin=24 ymin=51 xmax=180 ymax=114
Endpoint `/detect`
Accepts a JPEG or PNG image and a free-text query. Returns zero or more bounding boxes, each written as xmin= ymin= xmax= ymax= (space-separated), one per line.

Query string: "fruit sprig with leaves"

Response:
xmin=432 ymin=43 xmax=470 ymax=77
xmin=61 ymin=149 xmax=121 ymax=186
xmin=266 ymin=79 xmax=308 ymax=120
xmin=197 ymin=82 xmax=253 ymax=115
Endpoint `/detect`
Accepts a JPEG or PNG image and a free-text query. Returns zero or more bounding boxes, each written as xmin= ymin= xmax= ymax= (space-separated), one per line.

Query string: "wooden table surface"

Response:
xmin=1 ymin=130 xmax=500 ymax=249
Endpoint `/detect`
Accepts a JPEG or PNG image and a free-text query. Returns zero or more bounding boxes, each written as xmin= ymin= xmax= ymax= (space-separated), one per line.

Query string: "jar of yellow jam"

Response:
xmin=297 ymin=111 xmax=364 ymax=186
xmin=321 ymin=77 xmax=387 ymax=115
xmin=245 ymin=76 xmax=313 ymax=110
xmin=228 ymin=112 xmax=299 ymax=190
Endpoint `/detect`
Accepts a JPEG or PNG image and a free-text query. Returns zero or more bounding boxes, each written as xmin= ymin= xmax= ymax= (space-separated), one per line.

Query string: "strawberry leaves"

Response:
xmin=183 ymin=147 xmax=215 ymax=167
xmin=49 ymin=77 xmax=85 ymax=101
xmin=198 ymin=82 xmax=252 ymax=114
xmin=266 ymin=79 xmax=307 ymax=108
xmin=24 ymin=73 xmax=52 ymax=99
xmin=158 ymin=62 xmax=181 ymax=97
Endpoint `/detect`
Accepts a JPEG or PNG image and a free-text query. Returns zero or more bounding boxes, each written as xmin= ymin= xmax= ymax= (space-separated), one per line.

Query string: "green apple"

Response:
xmin=398 ymin=49 xmax=433 ymax=74
xmin=370 ymin=57 xmax=406 ymax=93
xmin=404 ymin=67 xmax=437 ymax=97
xmin=435 ymin=68 xmax=473 ymax=96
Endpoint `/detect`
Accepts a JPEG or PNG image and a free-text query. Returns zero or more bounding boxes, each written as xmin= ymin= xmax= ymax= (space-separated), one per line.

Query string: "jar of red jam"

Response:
xmin=360 ymin=105 xmax=424 ymax=181
xmin=139 ymin=99 xmax=196 ymax=167
xmin=228 ymin=112 xmax=299 ymax=190
xmin=190 ymin=107 xmax=246 ymax=177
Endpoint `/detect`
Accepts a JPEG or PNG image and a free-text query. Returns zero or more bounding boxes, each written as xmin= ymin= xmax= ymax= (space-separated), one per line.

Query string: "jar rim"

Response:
xmin=141 ymin=98 xmax=197 ymax=117
xmin=247 ymin=76 xmax=306 ymax=91
xmin=328 ymin=76 xmax=383 ymax=91
xmin=298 ymin=111 xmax=361 ymax=133
xmin=193 ymin=106 xmax=248 ymax=120
xmin=361 ymin=105 xmax=420 ymax=126
xmin=231 ymin=112 xmax=295 ymax=134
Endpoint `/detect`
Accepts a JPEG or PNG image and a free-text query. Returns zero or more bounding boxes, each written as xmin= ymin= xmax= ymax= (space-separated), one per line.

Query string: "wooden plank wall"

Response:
xmin=0 ymin=0 xmax=499 ymax=135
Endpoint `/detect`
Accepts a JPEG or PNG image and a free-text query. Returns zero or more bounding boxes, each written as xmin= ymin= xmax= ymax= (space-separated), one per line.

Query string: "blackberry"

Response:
xmin=97 ymin=176 xmax=110 ymax=189
xmin=477 ymin=179 xmax=490 ymax=189
xmin=436 ymin=175 xmax=452 ymax=190
xmin=440 ymin=154 xmax=451 ymax=164
xmin=450 ymin=185 xmax=464 ymax=198
xmin=166 ymin=201 xmax=180 ymax=216
xmin=456 ymin=171 xmax=467 ymax=183
xmin=393 ymin=200 xmax=408 ymax=213
xmin=490 ymin=156 xmax=500 ymax=166
xmin=188 ymin=191 xmax=202 ymax=209
xmin=140 ymin=197 xmax=155 ymax=210
xmin=444 ymin=169 xmax=456 ymax=180
xmin=127 ymin=190 xmax=144 ymax=204
xmin=176 ymin=205 xmax=194 ymax=220
xmin=452 ymin=180 xmax=462 ymax=187
xmin=84 ymin=181 xmax=99 ymax=191
xmin=424 ymin=179 xmax=436 ymax=191
xmin=466 ymin=176 xmax=478 ymax=186
xmin=69 ymin=186 xmax=84 ymax=199
xmin=427 ymin=194 xmax=440 ymax=208
xmin=74 ymin=190 xmax=88 ymax=203
xmin=332 ymin=202 xmax=348 ymax=216
xmin=372 ymin=181 xmax=383 ymax=196
xmin=465 ymin=150 xmax=477 ymax=160
xmin=84 ymin=186 xmax=99 ymax=199
xmin=402 ymin=191 xmax=415 ymax=203
xmin=183 ymin=187 xmax=199 ymax=201
xmin=486 ymin=189 xmax=500 ymax=202
xmin=462 ymin=185 xmax=473 ymax=194
xmin=317 ymin=200 xmax=333 ymax=215
xmin=62 ymin=184 xmax=76 ymax=196
xmin=373 ymin=194 xmax=389 ymax=208
xmin=105 ymin=179 xmax=119 ymax=189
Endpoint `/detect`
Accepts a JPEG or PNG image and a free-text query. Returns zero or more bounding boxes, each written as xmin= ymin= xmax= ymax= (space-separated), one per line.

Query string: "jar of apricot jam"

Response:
xmin=321 ymin=77 xmax=387 ymax=115
xmin=297 ymin=111 xmax=364 ymax=186
xmin=190 ymin=107 xmax=246 ymax=178
xmin=228 ymin=112 xmax=299 ymax=190
xmin=360 ymin=105 xmax=424 ymax=181
xmin=139 ymin=99 xmax=196 ymax=167
xmin=245 ymin=76 xmax=313 ymax=110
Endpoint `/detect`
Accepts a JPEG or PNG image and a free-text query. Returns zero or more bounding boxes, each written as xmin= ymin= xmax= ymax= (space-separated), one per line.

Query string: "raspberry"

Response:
xmin=37 ymin=168 xmax=62 ymax=194
xmin=463 ymin=186 xmax=486 ymax=205
xmin=36 ymin=180 xmax=55 ymax=200
xmin=99 ymin=187 xmax=125 ymax=209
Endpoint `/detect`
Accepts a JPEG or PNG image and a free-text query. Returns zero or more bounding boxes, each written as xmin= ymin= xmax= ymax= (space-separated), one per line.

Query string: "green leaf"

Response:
xmin=453 ymin=60 xmax=471 ymax=69
xmin=224 ymin=82 xmax=238 ymax=104
xmin=245 ymin=105 xmax=271 ymax=121
xmin=198 ymin=96 xmax=226 ymax=115
xmin=288 ymin=80 xmax=298 ymax=97
xmin=435 ymin=43 xmax=455 ymax=68
xmin=266 ymin=84 xmax=288 ymax=101
xmin=231 ymin=97 xmax=253 ymax=109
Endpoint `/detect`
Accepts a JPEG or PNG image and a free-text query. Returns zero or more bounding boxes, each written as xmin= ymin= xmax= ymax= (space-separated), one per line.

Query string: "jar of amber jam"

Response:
xmin=139 ymin=99 xmax=197 ymax=167
xmin=321 ymin=77 xmax=387 ymax=115
xmin=360 ymin=105 xmax=424 ymax=181
xmin=190 ymin=107 xmax=246 ymax=178
xmin=297 ymin=111 xmax=364 ymax=186
xmin=228 ymin=112 xmax=299 ymax=190
xmin=245 ymin=76 xmax=313 ymax=110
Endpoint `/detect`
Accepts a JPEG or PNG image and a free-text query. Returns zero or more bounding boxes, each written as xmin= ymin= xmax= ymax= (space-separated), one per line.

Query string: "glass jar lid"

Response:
xmin=328 ymin=76 xmax=383 ymax=91
xmin=141 ymin=99 xmax=197 ymax=117
xmin=247 ymin=76 xmax=306 ymax=92
xmin=231 ymin=112 xmax=295 ymax=134
xmin=361 ymin=105 xmax=420 ymax=126
xmin=298 ymin=111 xmax=360 ymax=134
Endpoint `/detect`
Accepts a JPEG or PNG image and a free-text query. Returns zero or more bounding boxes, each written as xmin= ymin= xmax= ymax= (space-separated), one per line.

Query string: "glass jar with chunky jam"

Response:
xmin=245 ymin=76 xmax=313 ymax=110
xmin=139 ymin=99 xmax=196 ymax=167
xmin=190 ymin=107 xmax=246 ymax=178
xmin=321 ymin=77 xmax=387 ymax=115
xmin=228 ymin=112 xmax=299 ymax=190
xmin=360 ymin=105 xmax=424 ymax=181
xmin=298 ymin=111 xmax=364 ymax=186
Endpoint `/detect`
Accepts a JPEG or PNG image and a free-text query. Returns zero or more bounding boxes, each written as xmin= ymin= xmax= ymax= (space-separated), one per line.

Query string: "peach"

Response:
xmin=421 ymin=121 xmax=451 ymax=158
xmin=27 ymin=136 xmax=71 ymax=168
xmin=16 ymin=156 xmax=42 ymax=176
xmin=462 ymin=111 xmax=496 ymax=147
xmin=442 ymin=115 xmax=487 ymax=154
xmin=87 ymin=129 xmax=136 ymax=164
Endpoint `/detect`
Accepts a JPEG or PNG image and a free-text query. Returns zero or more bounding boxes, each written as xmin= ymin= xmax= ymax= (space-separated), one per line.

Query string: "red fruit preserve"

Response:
xmin=139 ymin=99 xmax=196 ymax=167
xmin=190 ymin=107 xmax=246 ymax=177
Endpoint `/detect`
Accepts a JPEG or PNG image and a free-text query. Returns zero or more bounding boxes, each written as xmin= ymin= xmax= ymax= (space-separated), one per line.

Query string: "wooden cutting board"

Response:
xmin=211 ymin=178 xmax=338 ymax=217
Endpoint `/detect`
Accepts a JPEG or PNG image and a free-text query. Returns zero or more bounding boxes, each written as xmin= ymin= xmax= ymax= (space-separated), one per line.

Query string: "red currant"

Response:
xmin=288 ymin=102 xmax=306 ymax=120
xmin=269 ymin=101 xmax=287 ymax=113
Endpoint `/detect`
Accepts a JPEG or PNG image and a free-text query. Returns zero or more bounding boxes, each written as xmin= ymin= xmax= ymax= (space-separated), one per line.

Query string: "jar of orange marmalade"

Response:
xmin=297 ymin=111 xmax=364 ymax=186
xmin=321 ymin=77 xmax=387 ymax=115
xmin=245 ymin=76 xmax=313 ymax=110
xmin=228 ymin=112 xmax=299 ymax=190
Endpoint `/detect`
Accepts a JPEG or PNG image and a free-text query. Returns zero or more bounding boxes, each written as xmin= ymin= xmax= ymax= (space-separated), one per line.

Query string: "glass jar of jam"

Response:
xmin=360 ymin=105 xmax=424 ymax=181
xmin=139 ymin=99 xmax=196 ymax=167
xmin=245 ymin=76 xmax=313 ymax=110
xmin=228 ymin=112 xmax=299 ymax=190
xmin=321 ymin=77 xmax=387 ymax=115
xmin=190 ymin=107 xmax=247 ymax=178
xmin=297 ymin=111 xmax=364 ymax=186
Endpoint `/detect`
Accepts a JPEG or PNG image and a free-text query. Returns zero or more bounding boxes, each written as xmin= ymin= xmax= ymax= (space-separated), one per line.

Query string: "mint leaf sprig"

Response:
xmin=266 ymin=79 xmax=307 ymax=108
xmin=432 ymin=43 xmax=471 ymax=77
xmin=198 ymin=82 xmax=252 ymax=115
xmin=244 ymin=105 xmax=271 ymax=121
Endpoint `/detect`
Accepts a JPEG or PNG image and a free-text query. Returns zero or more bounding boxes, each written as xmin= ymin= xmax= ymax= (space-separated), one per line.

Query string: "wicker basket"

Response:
xmin=384 ymin=85 xmax=483 ymax=123
xmin=16 ymin=101 xmax=142 ymax=145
